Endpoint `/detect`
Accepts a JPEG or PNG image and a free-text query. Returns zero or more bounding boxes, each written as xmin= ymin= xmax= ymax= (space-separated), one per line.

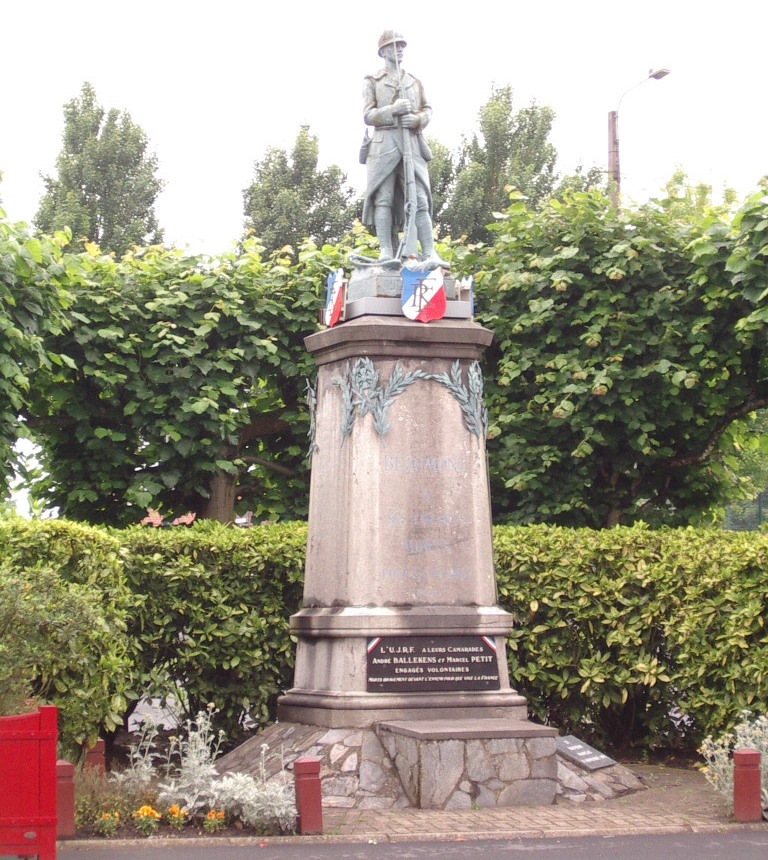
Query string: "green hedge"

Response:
xmin=116 ymin=521 xmax=305 ymax=739
xmin=496 ymin=524 xmax=768 ymax=752
xmin=0 ymin=519 xmax=133 ymax=752
xmin=2 ymin=518 xmax=766 ymax=754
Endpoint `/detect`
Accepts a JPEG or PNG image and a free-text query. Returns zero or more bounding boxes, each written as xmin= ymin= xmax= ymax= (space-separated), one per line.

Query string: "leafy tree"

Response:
xmin=25 ymin=241 xmax=323 ymax=525
xmin=0 ymin=212 xmax=72 ymax=499
xmin=21 ymin=230 xmax=385 ymax=526
xmin=243 ymin=126 xmax=359 ymax=253
xmin=468 ymin=188 xmax=768 ymax=528
xmin=654 ymin=168 xmax=738 ymax=221
xmin=552 ymin=164 xmax=606 ymax=200
xmin=426 ymin=137 xmax=455 ymax=230
xmin=437 ymin=87 xmax=558 ymax=243
xmin=35 ymin=82 xmax=164 ymax=256
xmin=718 ymin=409 xmax=768 ymax=524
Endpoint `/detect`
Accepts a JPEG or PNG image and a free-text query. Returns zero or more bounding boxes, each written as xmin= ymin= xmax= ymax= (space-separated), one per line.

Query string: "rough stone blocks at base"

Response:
xmin=376 ymin=720 xmax=558 ymax=809
xmin=217 ymin=720 xmax=647 ymax=812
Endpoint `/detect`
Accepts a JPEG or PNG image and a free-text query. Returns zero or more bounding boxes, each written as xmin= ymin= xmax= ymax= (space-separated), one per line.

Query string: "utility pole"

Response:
xmin=608 ymin=110 xmax=620 ymax=208
xmin=608 ymin=69 xmax=670 ymax=208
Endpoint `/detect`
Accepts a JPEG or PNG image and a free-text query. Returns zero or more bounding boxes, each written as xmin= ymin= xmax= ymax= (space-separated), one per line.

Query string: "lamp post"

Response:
xmin=608 ymin=68 xmax=670 ymax=208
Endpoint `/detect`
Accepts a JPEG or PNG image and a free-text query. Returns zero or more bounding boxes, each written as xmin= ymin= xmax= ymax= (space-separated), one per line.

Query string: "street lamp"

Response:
xmin=608 ymin=68 xmax=670 ymax=207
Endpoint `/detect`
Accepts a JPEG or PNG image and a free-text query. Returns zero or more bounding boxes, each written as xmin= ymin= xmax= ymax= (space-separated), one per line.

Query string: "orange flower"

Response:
xmin=133 ymin=805 xmax=161 ymax=820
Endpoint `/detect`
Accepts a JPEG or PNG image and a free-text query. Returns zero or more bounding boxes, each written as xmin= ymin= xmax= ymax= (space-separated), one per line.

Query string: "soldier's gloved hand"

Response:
xmin=392 ymin=98 xmax=412 ymax=116
xmin=400 ymin=112 xmax=421 ymax=129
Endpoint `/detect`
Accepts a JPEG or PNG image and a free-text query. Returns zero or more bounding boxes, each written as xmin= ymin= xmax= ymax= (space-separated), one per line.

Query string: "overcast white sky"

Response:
xmin=1 ymin=0 xmax=766 ymax=255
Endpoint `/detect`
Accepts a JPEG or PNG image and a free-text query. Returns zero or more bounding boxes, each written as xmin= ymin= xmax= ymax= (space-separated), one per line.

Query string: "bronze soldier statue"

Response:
xmin=361 ymin=30 xmax=446 ymax=268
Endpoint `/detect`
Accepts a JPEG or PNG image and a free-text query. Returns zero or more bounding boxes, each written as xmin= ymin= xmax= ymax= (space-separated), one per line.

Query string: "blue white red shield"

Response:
xmin=401 ymin=267 xmax=447 ymax=322
xmin=324 ymin=268 xmax=346 ymax=327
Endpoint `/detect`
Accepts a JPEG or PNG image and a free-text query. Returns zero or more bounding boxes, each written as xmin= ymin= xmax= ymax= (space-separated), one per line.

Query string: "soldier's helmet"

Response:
xmin=378 ymin=30 xmax=407 ymax=57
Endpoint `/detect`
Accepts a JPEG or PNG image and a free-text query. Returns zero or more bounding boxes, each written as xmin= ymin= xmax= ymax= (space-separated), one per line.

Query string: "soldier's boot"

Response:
xmin=417 ymin=211 xmax=449 ymax=269
xmin=375 ymin=207 xmax=396 ymax=261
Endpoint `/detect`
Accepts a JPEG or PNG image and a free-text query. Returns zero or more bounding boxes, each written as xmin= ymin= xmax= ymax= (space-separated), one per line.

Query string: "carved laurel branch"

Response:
xmin=430 ymin=359 xmax=488 ymax=439
xmin=330 ymin=358 xmax=486 ymax=441
xmin=305 ymin=378 xmax=318 ymax=460
xmin=333 ymin=358 xmax=429 ymax=439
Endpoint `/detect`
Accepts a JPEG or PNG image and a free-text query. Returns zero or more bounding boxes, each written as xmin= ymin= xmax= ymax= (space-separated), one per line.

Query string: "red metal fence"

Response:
xmin=0 ymin=705 xmax=58 ymax=859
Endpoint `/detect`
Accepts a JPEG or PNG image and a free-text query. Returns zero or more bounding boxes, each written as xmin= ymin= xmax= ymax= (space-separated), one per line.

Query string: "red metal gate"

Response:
xmin=0 ymin=705 xmax=58 ymax=859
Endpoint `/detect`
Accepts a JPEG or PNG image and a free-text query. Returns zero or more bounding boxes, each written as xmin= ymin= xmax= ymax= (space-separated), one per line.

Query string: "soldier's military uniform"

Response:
xmin=361 ymin=31 xmax=437 ymax=262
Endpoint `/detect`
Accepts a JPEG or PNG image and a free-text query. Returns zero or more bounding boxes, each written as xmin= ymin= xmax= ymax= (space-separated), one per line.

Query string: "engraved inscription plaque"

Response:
xmin=367 ymin=635 xmax=501 ymax=692
xmin=556 ymin=735 xmax=616 ymax=771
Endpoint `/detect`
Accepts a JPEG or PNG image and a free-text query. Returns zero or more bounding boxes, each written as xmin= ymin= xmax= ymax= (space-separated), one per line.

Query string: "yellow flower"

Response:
xmin=134 ymin=805 xmax=161 ymax=820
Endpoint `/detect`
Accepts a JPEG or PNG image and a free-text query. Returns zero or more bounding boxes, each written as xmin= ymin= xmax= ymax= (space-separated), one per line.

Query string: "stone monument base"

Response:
xmin=346 ymin=265 xmax=458 ymax=302
xmin=376 ymin=718 xmax=558 ymax=808
xmin=217 ymin=720 xmax=647 ymax=811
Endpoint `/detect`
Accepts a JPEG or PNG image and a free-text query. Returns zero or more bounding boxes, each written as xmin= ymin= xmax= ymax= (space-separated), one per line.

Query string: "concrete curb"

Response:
xmin=59 ymin=820 xmax=767 ymax=851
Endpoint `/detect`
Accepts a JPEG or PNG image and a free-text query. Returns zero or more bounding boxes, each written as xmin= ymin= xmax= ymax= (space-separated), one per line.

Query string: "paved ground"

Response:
xmin=319 ymin=762 xmax=753 ymax=840
xmin=57 ymin=762 xmax=767 ymax=856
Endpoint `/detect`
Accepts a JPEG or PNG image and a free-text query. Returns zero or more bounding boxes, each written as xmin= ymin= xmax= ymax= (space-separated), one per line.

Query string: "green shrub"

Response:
xmin=496 ymin=523 xmax=677 ymax=752
xmin=0 ymin=518 xmax=133 ymax=752
xmin=4 ymin=515 xmax=767 ymax=756
xmin=117 ymin=521 xmax=306 ymax=740
xmin=659 ymin=529 xmax=768 ymax=736
xmin=496 ymin=523 xmax=768 ymax=754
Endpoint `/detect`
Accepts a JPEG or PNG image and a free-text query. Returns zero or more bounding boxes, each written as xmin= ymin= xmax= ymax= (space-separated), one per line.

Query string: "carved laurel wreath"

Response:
xmin=305 ymin=378 xmax=318 ymax=459
xmin=430 ymin=360 xmax=489 ymax=439
xmin=324 ymin=357 xmax=488 ymax=442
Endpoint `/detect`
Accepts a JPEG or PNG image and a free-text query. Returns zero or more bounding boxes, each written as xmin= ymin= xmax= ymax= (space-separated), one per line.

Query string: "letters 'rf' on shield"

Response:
xmin=401 ymin=267 xmax=447 ymax=323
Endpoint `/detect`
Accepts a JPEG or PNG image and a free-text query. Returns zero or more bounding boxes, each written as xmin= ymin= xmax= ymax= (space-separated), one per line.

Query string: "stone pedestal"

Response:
xmin=240 ymin=313 xmax=647 ymax=809
xmin=277 ymin=316 xmax=527 ymax=727
xmin=347 ymin=265 xmax=457 ymax=302
xmin=377 ymin=718 xmax=558 ymax=809
xmin=217 ymin=720 xmax=647 ymax=811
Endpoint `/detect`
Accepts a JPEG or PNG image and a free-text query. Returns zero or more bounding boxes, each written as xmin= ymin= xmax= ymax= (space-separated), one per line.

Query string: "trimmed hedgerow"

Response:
xmin=656 ymin=528 xmax=768 ymax=740
xmin=0 ymin=518 xmax=133 ymax=752
xmin=116 ymin=521 xmax=306 ymax=740
xmin=495 ymin=523 xmax=768 ymax=753
xmin=496 ymin=524 xmax=679 ymax=753
xmin=2 ymin=517 xmax=767 ymax=754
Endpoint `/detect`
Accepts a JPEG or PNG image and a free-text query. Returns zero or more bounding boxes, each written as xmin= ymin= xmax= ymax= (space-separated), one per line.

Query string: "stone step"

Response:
xmin=377 ymin=717 xmax=558 ymax=809
xmin=378 ymin=717 xmax=558 ymax=740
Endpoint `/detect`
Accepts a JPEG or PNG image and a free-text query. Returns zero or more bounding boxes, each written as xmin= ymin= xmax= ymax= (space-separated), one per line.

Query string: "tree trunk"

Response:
xmin=203 ymin=471 xmax=237 ymax=524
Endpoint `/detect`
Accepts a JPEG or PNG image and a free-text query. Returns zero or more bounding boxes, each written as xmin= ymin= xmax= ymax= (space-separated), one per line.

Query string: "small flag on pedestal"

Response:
xmin=458 ymin=275 xmax=474 ymax=316
xmin=401 ymin=267 xmax=447 ymax=322
xmin=323 ymin=268 xmax=346 ymax=327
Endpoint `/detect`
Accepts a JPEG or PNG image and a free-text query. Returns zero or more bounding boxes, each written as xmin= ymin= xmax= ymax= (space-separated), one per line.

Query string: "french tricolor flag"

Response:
xmin=324 ymin=268 xmax=346 ymax=327
xmin=401 ymin=267 xmax=447 ymax=323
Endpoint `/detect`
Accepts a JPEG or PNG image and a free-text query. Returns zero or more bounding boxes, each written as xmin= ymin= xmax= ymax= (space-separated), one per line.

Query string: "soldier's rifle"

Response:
xmin=393 ymin=48 xmax=419 ymax=260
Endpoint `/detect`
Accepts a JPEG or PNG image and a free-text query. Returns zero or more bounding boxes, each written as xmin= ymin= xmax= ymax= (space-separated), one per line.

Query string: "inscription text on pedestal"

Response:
xmin=367 ymin=636 xmax=501 ymax=692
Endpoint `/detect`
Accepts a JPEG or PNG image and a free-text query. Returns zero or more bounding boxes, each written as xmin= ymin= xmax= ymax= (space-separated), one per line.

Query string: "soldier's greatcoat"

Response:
xmin=361 ymin=67 xmax=433 ymax=232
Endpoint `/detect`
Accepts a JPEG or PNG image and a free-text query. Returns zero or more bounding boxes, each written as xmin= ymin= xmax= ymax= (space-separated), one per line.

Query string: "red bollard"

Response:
xmin=294 ymin=757 xmax=323 ymax=835
xmin=56 ymin=760 xmax=76 ymax=838
xmin=84 ymin=739 xmax=105 ymax=774
xmin=733 ymin=749 xmax=763 ymax=822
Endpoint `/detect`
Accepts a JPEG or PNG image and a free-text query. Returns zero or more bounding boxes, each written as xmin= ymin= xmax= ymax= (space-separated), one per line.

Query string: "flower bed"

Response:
xmin=74 ymin=708 xmax=296 ymax=839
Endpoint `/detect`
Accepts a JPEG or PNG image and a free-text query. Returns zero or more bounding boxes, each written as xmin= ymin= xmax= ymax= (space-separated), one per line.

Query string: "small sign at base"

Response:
xmin=556 ymin=735 xmax=616 ymax=771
